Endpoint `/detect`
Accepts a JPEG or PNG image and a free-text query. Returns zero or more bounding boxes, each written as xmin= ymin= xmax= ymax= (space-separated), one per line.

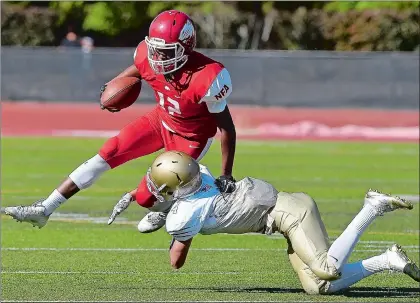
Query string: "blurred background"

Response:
xmin=1 ymin=0 xmax=419 ymax=108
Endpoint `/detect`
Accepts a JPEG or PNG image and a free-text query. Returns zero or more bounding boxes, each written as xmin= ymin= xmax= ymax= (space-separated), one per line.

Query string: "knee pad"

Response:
xmin=303 ymin=280 xmax=331 ymax=296
xmin=69 ymin=154 xmax=111 ymax=190
xmin=298 ymin=266 xmax=331 ymax=295
xmin=310 ymin=263 xmax=340 ymax=281
xmin=301 ymin=278 xmax=322 ymax=295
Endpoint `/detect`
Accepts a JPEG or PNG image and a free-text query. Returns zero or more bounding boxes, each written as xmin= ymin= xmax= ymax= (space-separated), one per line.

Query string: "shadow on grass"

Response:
xmin=111 ymin=285 xmax=419 ymax=298
xmin=211 ymin=287 xmax=304 ymax=294
xmin=341 ymin=287 xmax=420 ymax=298
xmin=208 ymin=286 xmax=419 ymax=298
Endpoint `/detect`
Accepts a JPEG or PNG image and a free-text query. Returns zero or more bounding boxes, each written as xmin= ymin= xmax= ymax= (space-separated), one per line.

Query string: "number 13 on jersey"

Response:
xmin=157 ymin=91 xmax=182 ymax=116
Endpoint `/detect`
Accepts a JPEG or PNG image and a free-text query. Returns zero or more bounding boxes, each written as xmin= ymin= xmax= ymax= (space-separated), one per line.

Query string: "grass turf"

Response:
xmin=1 ymin=137 xmax=419 ymax=302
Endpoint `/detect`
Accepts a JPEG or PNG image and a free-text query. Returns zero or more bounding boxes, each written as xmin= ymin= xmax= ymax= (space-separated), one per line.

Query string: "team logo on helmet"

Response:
xmin=179 ymin=20 xmax=195 ymax=44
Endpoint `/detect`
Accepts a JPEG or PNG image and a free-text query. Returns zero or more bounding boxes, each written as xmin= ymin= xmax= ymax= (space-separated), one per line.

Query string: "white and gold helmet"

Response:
xmin=146 ymin=151 xmax=201 ymax=203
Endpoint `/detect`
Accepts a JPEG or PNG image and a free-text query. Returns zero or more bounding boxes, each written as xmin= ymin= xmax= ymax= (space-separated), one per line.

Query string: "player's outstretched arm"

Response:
xmin=167 ymin=202 xmax=201 ymax=269
xmin=203 ymin=68 xmax=237 ymax=192
xmin=213 ymin=106 xmax=237 ymax=193
xmin=169 ymin=238 xmax=193 ymax=269
xmin=214 ymin=105 xmax=236 ymax=177
xmin=107 ymin=189 xmax=136 ymax=225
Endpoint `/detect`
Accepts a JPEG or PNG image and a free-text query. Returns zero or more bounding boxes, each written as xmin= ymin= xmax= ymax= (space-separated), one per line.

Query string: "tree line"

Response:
xmin=2 ymin=1 xmax=419 ymax=51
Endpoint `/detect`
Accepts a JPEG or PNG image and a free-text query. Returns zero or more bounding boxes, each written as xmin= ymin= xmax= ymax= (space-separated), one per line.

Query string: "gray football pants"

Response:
xmin=268 ymin=192 xmax=340 ymax=294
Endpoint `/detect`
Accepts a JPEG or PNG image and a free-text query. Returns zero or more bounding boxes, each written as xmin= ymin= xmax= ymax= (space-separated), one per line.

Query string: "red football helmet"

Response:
xmin=145 ymin=10 xmax=197 ymax=75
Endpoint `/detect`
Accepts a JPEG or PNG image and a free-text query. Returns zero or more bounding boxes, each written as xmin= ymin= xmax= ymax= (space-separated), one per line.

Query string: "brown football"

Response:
xmin=100 ymin=76 xmax=142 ymax=111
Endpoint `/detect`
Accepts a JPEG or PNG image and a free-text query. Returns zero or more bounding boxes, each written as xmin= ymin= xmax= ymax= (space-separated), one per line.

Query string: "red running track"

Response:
xmin=1 ymin=101 xmax=419 ymax=142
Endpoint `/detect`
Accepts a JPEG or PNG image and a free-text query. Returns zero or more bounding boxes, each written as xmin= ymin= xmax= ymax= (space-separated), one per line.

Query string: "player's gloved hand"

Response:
xmin=99 ymin=84 xmax=120 ymax=113
xmin=215 ymin=175 xmax=236 ymax=193
xmin=107 ymin=193 xmax=134 ymax=225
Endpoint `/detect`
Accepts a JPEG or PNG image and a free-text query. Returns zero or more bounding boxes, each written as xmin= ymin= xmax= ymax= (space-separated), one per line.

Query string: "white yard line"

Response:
xmin=2 ymin=270 xmax=409 ymax=278
xmin=2 ymin=300 xmax=318 ymax=303
xmin=2 ymin=247 xmax=418 ymax=253
xmin=1 ymin=270 xmax=249 ymax=275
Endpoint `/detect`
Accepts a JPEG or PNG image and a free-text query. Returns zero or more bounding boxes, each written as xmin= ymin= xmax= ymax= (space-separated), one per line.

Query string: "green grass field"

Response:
xmin=1 ymin=137 xmax=419 ymax=302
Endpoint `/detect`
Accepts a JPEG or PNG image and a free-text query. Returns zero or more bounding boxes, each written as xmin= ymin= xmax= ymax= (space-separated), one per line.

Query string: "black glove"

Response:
xmin=215 ymin=175 xmax=236 ymax=193
xmin=99 ymin=84 xmax=120 ymax=113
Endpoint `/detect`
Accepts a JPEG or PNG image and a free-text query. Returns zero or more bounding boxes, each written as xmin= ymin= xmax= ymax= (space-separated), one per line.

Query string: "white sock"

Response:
xmin=41 ymin=189 xmax=67 ymax=216
xmin=326 ymin=254 xmax=389 ymax=294
xmin=361 ymin=253 xmax=389 ymax=274
xmin=327 ymin=204 xmax=377 ymax=271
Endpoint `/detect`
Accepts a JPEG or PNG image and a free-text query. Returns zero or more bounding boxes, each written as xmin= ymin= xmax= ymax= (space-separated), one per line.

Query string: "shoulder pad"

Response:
xmin=166 ymin=202 xmax=202 ymax=241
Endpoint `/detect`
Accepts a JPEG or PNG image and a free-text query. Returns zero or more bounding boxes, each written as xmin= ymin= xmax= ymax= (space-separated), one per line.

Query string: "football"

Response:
xmin=100 ymin=76 xmax=142 ymax=111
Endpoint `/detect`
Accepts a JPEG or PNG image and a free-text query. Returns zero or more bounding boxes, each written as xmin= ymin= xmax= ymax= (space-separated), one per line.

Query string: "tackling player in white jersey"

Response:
xmin=109 ymin=151 xmax=420 ymax=295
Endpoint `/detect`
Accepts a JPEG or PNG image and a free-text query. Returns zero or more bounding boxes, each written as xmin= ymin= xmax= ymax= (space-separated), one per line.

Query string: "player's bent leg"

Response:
xmin=270 ymin=192 xmax=339 ymax=281
xmin=99 ymin=114 xmax=163 ymax=168
xmin=4 ymin=153 xmax=111 ymax=228
xmin=327 ymin=189 xmax=414 ymax=271
xmin=287 ymin=242 xmax=330 ymax=295
xmin=101 ymin=112 xmax=166 ymax=231
xmin=4 ymin=112 xmax=163 ymax=228
xmin=3 ymin=153 xmax=111 ymax=228
xmin=286 ymin=240 xmax=420 ymax=295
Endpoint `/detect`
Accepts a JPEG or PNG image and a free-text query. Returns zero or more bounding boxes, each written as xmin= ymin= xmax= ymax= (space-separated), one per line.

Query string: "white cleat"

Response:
xmin=137 ymin=211 xmax=167 ymax=233
xmin=364 ymin=189 xmax=413 ymax=216
xmin=385 ymin=244 xmax=420 ymax=282
xmin=3 ymin=202 xmax=49 ymax=229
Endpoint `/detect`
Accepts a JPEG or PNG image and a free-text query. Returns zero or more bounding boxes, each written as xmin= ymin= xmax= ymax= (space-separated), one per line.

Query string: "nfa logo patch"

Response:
xmin=215 ymin=85 xmax=230 ymax=101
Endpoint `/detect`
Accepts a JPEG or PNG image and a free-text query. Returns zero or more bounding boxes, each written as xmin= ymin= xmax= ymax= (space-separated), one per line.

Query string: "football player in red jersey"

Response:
xmin=4 ymin=10 xmax=237 ymax=233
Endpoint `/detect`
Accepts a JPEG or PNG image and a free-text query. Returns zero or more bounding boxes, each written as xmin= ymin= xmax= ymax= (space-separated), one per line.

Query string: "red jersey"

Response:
xmin=134 ymin=41 xmax=232 ymax=140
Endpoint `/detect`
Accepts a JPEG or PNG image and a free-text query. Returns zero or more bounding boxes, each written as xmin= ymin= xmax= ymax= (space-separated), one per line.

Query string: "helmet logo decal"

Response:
xmin=179 ymin=20 xmax=194 ymax=43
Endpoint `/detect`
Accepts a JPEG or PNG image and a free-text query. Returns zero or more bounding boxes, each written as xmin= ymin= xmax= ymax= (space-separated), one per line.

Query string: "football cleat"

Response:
xmin=364 ymin=189 xmax=413 ymax=216
xmin=385 ymin=244 xmax=420 ymax=282
xmin=137 ymin=211 xmax=167 ymax=233
xmin=3 ymin=201 xmax=50 ymax=228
